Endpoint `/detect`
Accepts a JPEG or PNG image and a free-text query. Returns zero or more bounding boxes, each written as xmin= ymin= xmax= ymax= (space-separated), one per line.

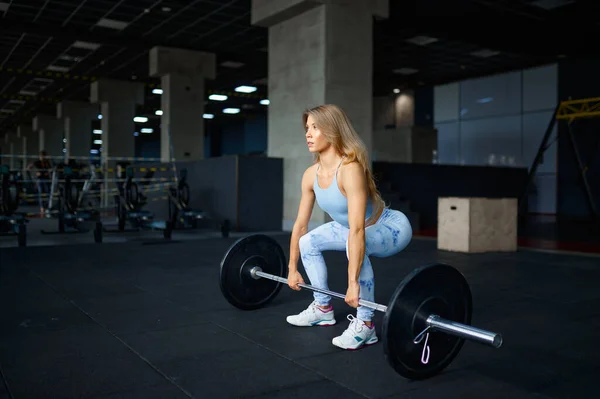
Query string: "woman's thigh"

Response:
xmin=300 ymin=221 xmax=349 ymax=254
xmin=365 ymin=208 xmax=412 ymax=258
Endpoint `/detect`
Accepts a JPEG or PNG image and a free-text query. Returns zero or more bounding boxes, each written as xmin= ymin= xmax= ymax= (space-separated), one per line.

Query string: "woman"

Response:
xmin=286 ymin=104 xmax=413 ymax=350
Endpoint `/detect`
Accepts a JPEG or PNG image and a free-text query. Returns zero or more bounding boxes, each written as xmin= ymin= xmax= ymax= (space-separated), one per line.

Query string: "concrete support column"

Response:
xmin=57 ymin=100 xmax=99 ymax=160
xmin=149 ymin=46 xmax=216 ymax=162
xmin=3 ymin=133 xmax=16 ymax=170
xmin=372 ymin=90 xmax=437 ymax=164
xmin=17 ymin=125 xmax=35 ymax=158
xmin=90 ymin=79 xmax=145 ymax=165
xmin=252 ymin=0 xmax=388 ymax=230
xmin=16 ymin=125 xmax=32 ymax=170
xmin=33 ymin=114 xmax=63 ymax=160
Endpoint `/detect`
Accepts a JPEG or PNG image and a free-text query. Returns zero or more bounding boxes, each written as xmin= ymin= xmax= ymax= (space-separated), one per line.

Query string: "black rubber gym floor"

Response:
xmin=1 ymin=235 xmax=599 ymax=398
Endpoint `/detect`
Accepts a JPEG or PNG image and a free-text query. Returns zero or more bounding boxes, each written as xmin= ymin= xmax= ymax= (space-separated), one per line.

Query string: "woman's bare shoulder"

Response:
xmin=301 ymin=163 xmax=318 ymax=188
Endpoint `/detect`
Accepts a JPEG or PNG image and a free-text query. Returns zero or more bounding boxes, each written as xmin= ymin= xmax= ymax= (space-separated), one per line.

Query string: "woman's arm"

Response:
xmin=288 ymin=166 xmax=316 ymax=273
xmin=341 ymin=162 xmax=369 ymax=308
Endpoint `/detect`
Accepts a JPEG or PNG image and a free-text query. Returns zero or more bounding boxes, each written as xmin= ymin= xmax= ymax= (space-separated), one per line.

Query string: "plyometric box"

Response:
xmin=437 ymin=197 xmax=518 ymax=253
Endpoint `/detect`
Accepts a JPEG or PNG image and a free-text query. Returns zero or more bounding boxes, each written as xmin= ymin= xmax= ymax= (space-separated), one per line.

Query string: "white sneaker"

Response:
xmin=286 ymin=301 xmax=336 ymax=327
xmin=332 ymin=315 xmax=378 ymax=350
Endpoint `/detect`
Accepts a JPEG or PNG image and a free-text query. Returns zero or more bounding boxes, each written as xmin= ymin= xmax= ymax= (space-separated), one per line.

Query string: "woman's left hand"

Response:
xmin=345 ymin=281 xmax=360 ymax=308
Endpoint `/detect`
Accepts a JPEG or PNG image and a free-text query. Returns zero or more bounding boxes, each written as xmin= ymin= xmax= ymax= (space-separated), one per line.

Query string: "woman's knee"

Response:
xmin=299 ymin=232 xmax=318 ymax=256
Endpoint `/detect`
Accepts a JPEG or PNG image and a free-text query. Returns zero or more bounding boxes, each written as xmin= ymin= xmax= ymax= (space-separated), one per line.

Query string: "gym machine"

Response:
xmin=0 ymin=165 xmax=27 ymax=247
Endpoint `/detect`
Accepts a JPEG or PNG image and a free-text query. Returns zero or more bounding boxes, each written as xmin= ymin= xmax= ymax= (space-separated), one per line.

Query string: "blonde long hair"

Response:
xmin=303 ymin=104 xmax=385 ymax=224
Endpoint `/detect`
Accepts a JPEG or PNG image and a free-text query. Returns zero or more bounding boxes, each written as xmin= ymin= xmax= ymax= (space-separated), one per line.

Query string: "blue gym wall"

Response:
xmin=134 ymin=113 xmax=267 ymax=160
xmin=433 ymin=64 xmax=559 ymax=215
xmin=207 ymin=114 xmax=267 ymax=157
xmin=414 ymin=86 xmax=434 ymax=127
xmin=244 ymin=115 xmax=268 ymax=155
xmin=136 ymin=136 xmax=160 ymax=160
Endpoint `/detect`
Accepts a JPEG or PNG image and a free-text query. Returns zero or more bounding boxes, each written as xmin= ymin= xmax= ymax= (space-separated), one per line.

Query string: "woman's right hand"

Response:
xmin=287 ymin=270 xmax=305 ymax=291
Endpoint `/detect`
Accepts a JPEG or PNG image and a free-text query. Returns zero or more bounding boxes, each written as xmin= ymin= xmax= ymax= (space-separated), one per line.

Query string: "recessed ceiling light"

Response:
xmin=33 ymin=78 xmax=54 ymax=84
xmin=393 ymin=88 xmax=400 ymax=94
xmin=133 ymin=116 xmax=148 ymax=123
xmin=96 ymin=18 xmax=129 ymax=30
xmin=46 ymin=65 xmax=70 ymax=72
xmin=155 ymin=110 xmax=163 ymax=116
xmin=72 ymin=41 xmax=101 ymax=50
xmin=59 ymin=54 xmax=82 ymax=62
xmin=203 ymin=113 xmax=214 ymax=119
xmin=152 ymin=88 xmax=163 ymax=95
xmin=221 ymin=61 xmax=245 ymax=68
xmin=93 ymin=129 xmax=102 ymax=134
xmin=223 ymin=108 xmax=240 ymax=114
xmin=393 ymin=67 xmax=419 ymax=75
xmin=260 ymin=99 xmax=270 ymax=105
xmin=141 ymin=128 xmax=153 ymax=133
xmin=94 ymin=139 xmax=103 ymax=145
xmin=530 ymin=0 xmax=574 ymax=10
xmin=470 ymin=49 xmax=500 ymax=58
xmin=235 ymin=85 xmax=257 ymax=93
xmin=405 ymin=36 xmax=438 ymax=46
xmin=209 ymin=94 xmax=228 ymax=101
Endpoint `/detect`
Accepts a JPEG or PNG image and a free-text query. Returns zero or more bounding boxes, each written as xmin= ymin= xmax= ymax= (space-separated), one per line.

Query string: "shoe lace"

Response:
xmin=342 ymin=314 xmax=364 ymax=337
xmin=299 ymin=301 xmax=318 ymax=317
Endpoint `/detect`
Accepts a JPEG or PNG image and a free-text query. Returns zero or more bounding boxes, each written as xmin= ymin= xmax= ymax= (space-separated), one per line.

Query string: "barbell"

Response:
xmin=219 ymin=234 xmax=503 ymax=380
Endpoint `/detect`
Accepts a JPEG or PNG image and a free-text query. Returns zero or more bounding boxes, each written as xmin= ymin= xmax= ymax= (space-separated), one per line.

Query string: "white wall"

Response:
xmin=433 ymin=63 xmax=558 ymax=213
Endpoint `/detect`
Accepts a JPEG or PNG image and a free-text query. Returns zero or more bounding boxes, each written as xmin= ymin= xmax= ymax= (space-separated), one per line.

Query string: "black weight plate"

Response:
xmin=66 ymin=184 xmax=79 ymax=213
xmin=126 ymin=182 xmax=139 ymax=209
xmin=219 ymin=234 xmax=286 ymax=310
xmin=6 ymin=182 xmax=20 ymax=213
xmin=179 ymin=183 xmax=190 ymax=208
xmin=382 ymin=263 xmax=472 ymax=380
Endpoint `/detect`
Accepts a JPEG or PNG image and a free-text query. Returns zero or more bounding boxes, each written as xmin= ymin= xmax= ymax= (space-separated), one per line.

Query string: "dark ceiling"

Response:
xmin=0 ymin=0 xmax=598 ymax=133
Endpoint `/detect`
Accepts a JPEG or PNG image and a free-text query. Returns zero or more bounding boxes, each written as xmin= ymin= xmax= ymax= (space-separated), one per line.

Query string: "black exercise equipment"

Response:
xmin=219 ymin=234 xmax=503 ymax=380
xmin=41 ymin=165 xmax=100 ymax=238
xmin=102 ymin=165 xmax=173 ymax=240
xmin=0 ymin=165 xmax=21 ymax=214
xmin=166 ymin=168 xmax=229 ymax=237
xmin=0 ymin=165 xmax=27 ymax=247
xmin=161 ymin=168 xmax=229 ymax=238
xmin=166 ymin=168 xmax=205 ymax=230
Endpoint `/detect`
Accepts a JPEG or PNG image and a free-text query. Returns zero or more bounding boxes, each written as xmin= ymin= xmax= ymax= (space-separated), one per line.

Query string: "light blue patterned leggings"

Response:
xmin=299 ymin=208 xmax=412 ymax=322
